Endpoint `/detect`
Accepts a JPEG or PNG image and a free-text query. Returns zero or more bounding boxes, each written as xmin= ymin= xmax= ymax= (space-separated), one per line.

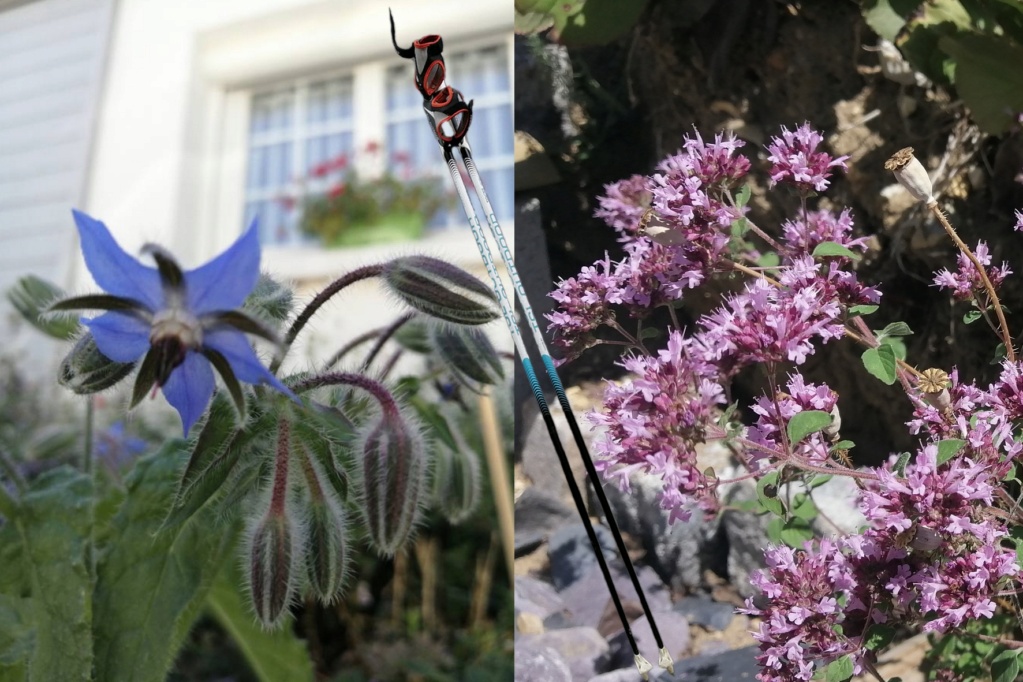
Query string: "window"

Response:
xmin=243 ymin=75 xmax=355 ymax=245
xmin=243 ymin=40 xmax=511 ymax=246
xmin=385 ymin=44 xmax=513 ymax=230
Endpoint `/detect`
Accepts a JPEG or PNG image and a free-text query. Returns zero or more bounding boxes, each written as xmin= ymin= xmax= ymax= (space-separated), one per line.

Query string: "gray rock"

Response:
xmin=559 ymin=565 xmax=673 ymax=631
xmin=673 ymin=644 xmax=760 ymax=680
xmin=720 ymin=476 xmax=771 ymax=599
xmin=606 ymin=610 xmax=690 ymax=672
xmin=548 ymin=522 xmax=618 ymax=591
xmin=600 ymin=466 xmax=722 ymax=593
xmin=515 ymin=638 xmax=573 ymax=682
xmin=515 ymin=575 xmax=568 ymax=621
xmin=588 ymin=668 xmax=646 ymax=682
xmin=523 ymin=627 xmax=611 ymax=681
xmin=673 ymin=595 xmax=736 ymax=631
xmin=515 ymin=485 xmax=576 ymax=556
xmin=519 ymin=406 xmax=577 ymax=499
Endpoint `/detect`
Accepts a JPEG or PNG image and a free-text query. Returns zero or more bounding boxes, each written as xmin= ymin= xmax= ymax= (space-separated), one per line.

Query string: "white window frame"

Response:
xmin=186 ymin=13 xmax=513 ymax=284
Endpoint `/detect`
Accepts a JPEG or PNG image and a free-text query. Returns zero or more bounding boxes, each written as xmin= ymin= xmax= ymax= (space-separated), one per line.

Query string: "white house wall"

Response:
xmin=0 ymin=0 xmax=113 ymax=325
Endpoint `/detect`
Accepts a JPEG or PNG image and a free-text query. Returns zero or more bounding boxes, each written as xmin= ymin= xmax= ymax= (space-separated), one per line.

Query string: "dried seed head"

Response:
xmin=59 ymin=333 xmax=136 ymax=394
xmin=884 ymin=147 xmax=936 ymax=206
xmin=382 ymin=255 xmax=499 ymax=326
xmin=824 ymin=404 xmax=842 ymax=441
xmin=357 ymin=406 xmax=429 ymax=555
xmin=918 ymin=367 xmax=951 ymax=412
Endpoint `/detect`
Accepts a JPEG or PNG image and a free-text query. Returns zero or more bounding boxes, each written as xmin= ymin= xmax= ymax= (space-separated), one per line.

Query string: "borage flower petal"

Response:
xmin=66 ymin=210 xmax=296 ymax=434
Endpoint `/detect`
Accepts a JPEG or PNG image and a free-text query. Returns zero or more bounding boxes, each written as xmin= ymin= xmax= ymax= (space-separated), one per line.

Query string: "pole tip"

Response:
xmin=634 ymin=653 xmax=653 ymax=680
xmin=658 ymin=647 xmax=675 ymax=674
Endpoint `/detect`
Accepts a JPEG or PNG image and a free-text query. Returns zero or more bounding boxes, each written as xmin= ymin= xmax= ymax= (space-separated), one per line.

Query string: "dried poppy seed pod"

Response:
xmin=357 ymin=406 xmax=429 ymax=555
xmin=884 ymin=147 xmax=936 ymax=207
xmin=918 ymin=368 xmax=951 ymax=413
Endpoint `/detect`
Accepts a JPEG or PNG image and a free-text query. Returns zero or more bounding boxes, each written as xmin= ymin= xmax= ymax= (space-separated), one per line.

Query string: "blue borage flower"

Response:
xmin=52 ymin=210 xmax=296 ymax=434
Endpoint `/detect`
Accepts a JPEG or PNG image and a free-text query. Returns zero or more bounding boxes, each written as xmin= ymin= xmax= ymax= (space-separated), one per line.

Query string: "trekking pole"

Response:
xmin=389 ymin=11 xmax=670 ymax=677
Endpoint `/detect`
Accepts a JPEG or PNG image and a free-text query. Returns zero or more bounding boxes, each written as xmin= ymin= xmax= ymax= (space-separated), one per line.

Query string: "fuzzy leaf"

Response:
xmin=812 ymin=241 xmax=860 ymax=260
xmin=963 ymin=309 xmax=982 ymax=325
xmin=779 ymin=517 xmax=814 ymax=549
xmin=848 ymin=304 xmax=878 ymax=317
xmin=0 ymin=595 xmax=33 ymax=670
xmin=93 ymin=442 xmax=238 ymax=682
xmin=824 ymin=654 xmax=855 ymax=682
xmin=786 ymin=410 xmax=832 ymax=444
xmin=877 ymin=321 xmax=914 ymax=338
xmin=992 ymin=648 xmax=1023 ymax=682
xmin=861 ymin=345 xmax=898 ymax=385
xmin=864 ymin=624 xmax=896 ymax=651
xmin=16 ymin=467 xmax=93 ymax=682
xmin=936 ymin=439 xmax=967 ymax=466
xmin=735 ymin=184 xmax=752 ymax=207
xmin=940 ymin=32 xmax=1023 ymax=134
xmin=206 ymin=564 xmax=314 ymax=682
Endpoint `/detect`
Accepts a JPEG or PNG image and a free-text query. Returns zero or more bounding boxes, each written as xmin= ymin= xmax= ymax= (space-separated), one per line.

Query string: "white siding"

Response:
xmin=0 ymin=0 xmax=112 ymax=296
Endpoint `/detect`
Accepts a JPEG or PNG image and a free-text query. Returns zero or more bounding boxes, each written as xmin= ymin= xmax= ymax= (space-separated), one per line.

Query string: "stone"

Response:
xmin=720 ymin=475 xmax=771 ymax=599
xmin=515 ymin=575 xmax=567 ymax=621
xmin=559 ymin=565 xmax=673 ymax=632
xmin=606 ymin=611 xmax=690 ymax=672
xmin=672 ymin=644 xmax=760 ymax=680
xmin=517 ymin=611 xmax=545 ymax=635
xmin=673 ymin=595 xmax=736 ymax=632
xmin=515 ymin=485 xmax=576 ymax=556
xmin=548 ymin=522 xmax=618 ymax=591
xmin=598 ymin=454 xmax=724 ymax=594
xmin=515 ymin=638 xmax=573 ymax=682
xmin=523 ymin=627 xmax=611 ymax=681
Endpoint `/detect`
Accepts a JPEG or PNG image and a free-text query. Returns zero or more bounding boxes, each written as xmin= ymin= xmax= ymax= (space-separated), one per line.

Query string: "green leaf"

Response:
xmin=812 ymin=241 xmax=861 ymax=260
xmin=940 ymin=32 xmax=1023 ymax=134
xmin=779 ymin=517 xmax=814 ymax=549
xmin=787 ymin=410 xmax=832 ymax=444
xmin=766 ymin=516 xmax=784 ymax=544
xmin=756 ymin=472 xmax=783 ymax=517
xmin=992 ymin=342 xmax=1008 ymax=365
xmin=992 ymin=648 xmax=1023 ymax=682
xmin=15 ymin=467 xmax=93 ymax=682
xmin=877 ymin=321 xmax=914 ymax=338
xmin=93 ymin=443 xmax=238 ymax=682
xmin=735 ymin=184 xmax=752 ymax=208
xmin=757 ymin=251 xmax=780 ymax=268
xmin=963 ymin=309 xmax=983 ymax=325
xmin=559 ymin=0 xmax=649 ymax=46
xmin=206 ymin=564 xmax=314 ymax=682
xmin=824 ymin=654 xmax=854 ymax=682
xmin=936 ymin=438 xmax=967 ymax=466
xmin=808 ymin=474 xmax=833 ymax=490
xmin=861 ymin=345 xmax=898 ymax=385
xmin=893 ymin=452 xmax=911 ymax=477
xmin=790 ymin=494 xmax=818 ymax=521
xmin=5 ymin=276 xmax=79 ymax=341
xmin=831 ymin=440 xmax=855 ymax=451
xmin=848 ymin=304 xmax=879 ymax=317
xmin=409 ymin=396 xmax=459 ymax=453
xmin=864 ymin=624 xmax=896 ymax=651
xmin=0 ymin=595 xmax=34 ymax=668
xmin=862 ymin=0 xmax=906 ymax=41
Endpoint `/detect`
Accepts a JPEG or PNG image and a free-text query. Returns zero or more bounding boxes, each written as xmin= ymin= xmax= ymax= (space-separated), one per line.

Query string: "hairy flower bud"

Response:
xmin=243 ymin=273 xmax=294 ymax=325
xmin=430 ymin=324 xmax=504 ymax=391
xmin=884 ymin=147 xmax=935 ymax=206
xmin=382 ymin=255 xmax=499 ymax=325
xmin=247 ymin=508 xmax=299 ymax=627
xmin=431 ymin=440 xmax=481 ymax=524
xmin=59 ymin=333 xmax=136 ymax=394
xmin=297 ymin=446 xmax=350 ymax=603
xmin=357 ymin=406 xmax=428 ymax=555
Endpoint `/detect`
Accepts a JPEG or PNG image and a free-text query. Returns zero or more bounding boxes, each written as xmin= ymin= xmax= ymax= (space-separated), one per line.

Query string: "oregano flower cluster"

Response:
xmin=548 ymin=123 xmax=1023 ymax=680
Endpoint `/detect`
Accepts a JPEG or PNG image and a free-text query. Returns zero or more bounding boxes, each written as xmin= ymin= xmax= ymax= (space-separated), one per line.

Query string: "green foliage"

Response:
xmin=861 ymin=344 xmax=898 ymax=384
xmin=923 ymin=612 xmax=1017 ymax=680
xmin=812 ymin=241 xmax=861 ymax=260
xmin=6 ymin=276 xmax=79 ymax=341
xmin=935 ymin=438 xmax=967 ymax=465
xmin=862 ymin=0 xmax=1023 ymax=133
xmin=786 ymin=410 xmax=833 ymax=444
xmin=92 ymin=443 xmax=238 ymax=682
xmin=514 ymin=0 xmax=648 ymax=46
xmin=206 ymin=563 xmax=313 ymax=682
xmin=823 ymin=654 xmax=854 ymax=682
xmin=16 ymin=468 xmax=93 ymax=682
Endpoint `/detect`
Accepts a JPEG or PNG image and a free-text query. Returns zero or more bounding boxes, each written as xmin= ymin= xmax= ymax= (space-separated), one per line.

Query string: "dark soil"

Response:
xmin=516 ymin=0 xmax=1023 ymax=466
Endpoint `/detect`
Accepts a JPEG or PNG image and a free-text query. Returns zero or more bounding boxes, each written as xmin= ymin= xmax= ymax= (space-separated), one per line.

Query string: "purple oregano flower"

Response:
xmin=53 ymin=210 xmax=295 ymax=434
xmin=766 ymin=123 xmax=848 ymax=194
